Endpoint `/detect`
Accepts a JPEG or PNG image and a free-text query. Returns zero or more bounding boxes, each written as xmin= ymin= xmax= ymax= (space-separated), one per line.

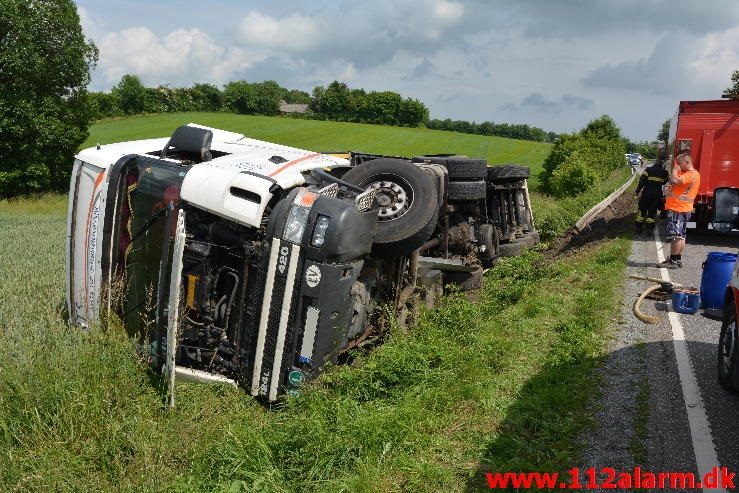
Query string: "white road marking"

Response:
xmin=653 ymin=229 xmax=725 ymax=492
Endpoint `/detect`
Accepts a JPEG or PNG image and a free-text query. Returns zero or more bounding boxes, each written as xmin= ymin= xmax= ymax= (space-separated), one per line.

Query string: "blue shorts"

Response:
xmin=666 ymin=211 xmax=691 ymax=240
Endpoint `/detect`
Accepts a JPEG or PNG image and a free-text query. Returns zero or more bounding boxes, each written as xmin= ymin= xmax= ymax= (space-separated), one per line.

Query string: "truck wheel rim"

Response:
xmin=721 ymin=318 xmax=737 ymax=374
xmin=365 ymin=177 xmax=413 ymax=221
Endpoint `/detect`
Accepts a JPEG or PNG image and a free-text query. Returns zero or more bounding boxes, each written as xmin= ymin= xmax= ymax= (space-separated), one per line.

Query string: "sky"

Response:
xmin=77 ymin=0 xmax=739 ymax=141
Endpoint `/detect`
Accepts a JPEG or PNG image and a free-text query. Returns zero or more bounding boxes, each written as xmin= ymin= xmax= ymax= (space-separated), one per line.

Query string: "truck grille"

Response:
xmin=250 ymin=238 xmax=302 ymax=400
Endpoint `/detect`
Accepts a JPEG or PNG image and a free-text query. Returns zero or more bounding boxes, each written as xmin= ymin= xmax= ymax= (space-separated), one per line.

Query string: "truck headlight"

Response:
xmin=283 ymin=189 xmax=317 ymax=244
xmin=311 ymin=215 xmax=330 ymax=247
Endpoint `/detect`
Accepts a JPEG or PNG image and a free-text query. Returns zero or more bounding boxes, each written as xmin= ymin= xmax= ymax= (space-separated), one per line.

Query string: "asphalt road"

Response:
xmin=581 ymin=214 xmax=738 ymax=491
xmin=665 ymin=228 xmax=739 ymax=473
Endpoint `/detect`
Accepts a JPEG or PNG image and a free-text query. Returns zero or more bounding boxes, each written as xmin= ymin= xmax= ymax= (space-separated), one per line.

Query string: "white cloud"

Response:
xmin=433 ymin=0 xmax=464 ymax=23
xmin=79 ymin=0 xmax=739 ymax=140
xmin=77 ymin=6 xmax=104 ymax=41
xmin=583 ymin=27 xmax=739 ymax=97
xmin=95 ymin=27 xmax=261 ymax=87
xmin=238 ymin=12 xmax=324 ymax=52
xmin=689 ymin=26 xmax=739 ymax=90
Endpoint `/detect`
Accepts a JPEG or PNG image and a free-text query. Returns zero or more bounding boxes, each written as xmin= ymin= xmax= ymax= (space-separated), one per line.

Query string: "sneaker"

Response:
xmin=658 ymin=259 xmax=679 ymax=269
xmin=676 ymin=259 xmax=683 ymax=268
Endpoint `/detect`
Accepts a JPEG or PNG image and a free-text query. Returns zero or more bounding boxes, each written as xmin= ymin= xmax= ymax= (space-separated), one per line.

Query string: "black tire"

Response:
xmin=718 ymin=299 xmax=738 ymax=391
xmin=443 ymin=267 xmax=483 ymax=291
xmin=487 ymin=165 xmax=530 ymax=182
xmin=477 ymin=224 xmax=499 ymax=259
xmin=413 ymin=156 xmax=487 ymax=180
xmin=448 ymin=180 xmax=487 ymax=201
xmin=342 ymin=159 xmax=439 ymax=257
xmin=498 ymin=242 xmax=525 ymax=257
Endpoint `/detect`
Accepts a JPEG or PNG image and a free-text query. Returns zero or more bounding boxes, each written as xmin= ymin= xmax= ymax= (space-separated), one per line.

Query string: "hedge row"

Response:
xmin=539 ymin=116 xmax=627 ymax=198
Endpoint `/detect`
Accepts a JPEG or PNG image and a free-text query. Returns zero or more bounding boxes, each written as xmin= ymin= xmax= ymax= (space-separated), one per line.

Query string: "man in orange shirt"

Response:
xmin=659 ymin=153 xmax=700 ymax=268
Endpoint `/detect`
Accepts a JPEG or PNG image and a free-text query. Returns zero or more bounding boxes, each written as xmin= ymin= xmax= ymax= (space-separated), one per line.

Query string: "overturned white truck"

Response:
xmin=66 ymin=124 xmax=537 ymax=401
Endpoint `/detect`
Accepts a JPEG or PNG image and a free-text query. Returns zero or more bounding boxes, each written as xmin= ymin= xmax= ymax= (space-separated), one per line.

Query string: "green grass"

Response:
xmin=0 ymin=117 xmax=634 ymax=491
xmin=0 ymin=193 xmax=631 ymax=491
xmin=83 ymin=113 xmax=551 ymax=187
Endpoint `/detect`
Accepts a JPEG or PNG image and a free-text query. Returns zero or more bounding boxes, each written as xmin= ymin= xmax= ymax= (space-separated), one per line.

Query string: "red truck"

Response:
xmin=664 ymin=99 xmax=739 ymax=231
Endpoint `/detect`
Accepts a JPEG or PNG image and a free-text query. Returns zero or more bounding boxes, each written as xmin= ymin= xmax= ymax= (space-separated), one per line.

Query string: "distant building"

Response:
xmin=279 ymin=101 xmax=309 ymax=114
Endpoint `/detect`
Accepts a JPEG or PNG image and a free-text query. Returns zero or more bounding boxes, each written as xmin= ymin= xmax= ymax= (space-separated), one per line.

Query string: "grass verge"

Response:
xmin=532 ymin=166 xmax=633 ymax=242
xmin=0 ymin=193 xmax=631 ymax=491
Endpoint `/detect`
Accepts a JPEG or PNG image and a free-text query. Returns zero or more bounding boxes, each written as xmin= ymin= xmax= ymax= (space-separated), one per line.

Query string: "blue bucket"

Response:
xmin=700 ymin=252 xmax=738 ymax=310
xmin=673 ymin=290 xmax=700 ymax=314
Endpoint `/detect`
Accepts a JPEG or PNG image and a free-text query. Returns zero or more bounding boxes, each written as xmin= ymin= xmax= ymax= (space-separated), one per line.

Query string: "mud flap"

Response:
xmin=165 ymin=209 xmax=186 ymax=408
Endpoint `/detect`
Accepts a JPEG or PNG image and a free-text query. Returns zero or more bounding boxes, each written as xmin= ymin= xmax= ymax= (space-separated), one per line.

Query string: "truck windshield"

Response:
xmin=115 ymin=156 xmax=188 ymax=340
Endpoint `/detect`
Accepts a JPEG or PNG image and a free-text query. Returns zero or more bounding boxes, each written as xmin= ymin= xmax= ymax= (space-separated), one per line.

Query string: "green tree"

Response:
xmin=190 ymin=83 xmax=224 ymax=112
xmin=250 ymin=81 xmax=283 ymax=115
xmin=112 ymin=74 xmax=148 ymax=115
xmin=88 ymin=91 xmax=122 ymax=119
xmin=0 ymin=0 xmax=98 ymax=196
xmin=581 ymin=115 xmax=621 ymax=141
xmin=657 ymin=118 xmax=671 ymax=143
xmin=284 ymin=89 xmax=311 ymax=104
xmin=724 ymin=70 xmax=739 ymax=97
xmin=223 ymin=80 xmax=282 ymax=115
xmin=223 ymin=80 xmax=256 ymax=114
xmin=310 ymin=81 xmax=357 ymax=120
xmin=399 ymin=98 xmax=429 ymax=127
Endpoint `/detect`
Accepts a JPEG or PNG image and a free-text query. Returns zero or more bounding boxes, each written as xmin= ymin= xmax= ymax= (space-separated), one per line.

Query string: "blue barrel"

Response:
xmin=700 ymin=252 xmax=738 ymax=310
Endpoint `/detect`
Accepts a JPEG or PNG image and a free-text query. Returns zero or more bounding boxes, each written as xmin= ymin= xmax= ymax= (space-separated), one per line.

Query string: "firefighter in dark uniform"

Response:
xmin=634 ymin=161 xmax=669 ymax=233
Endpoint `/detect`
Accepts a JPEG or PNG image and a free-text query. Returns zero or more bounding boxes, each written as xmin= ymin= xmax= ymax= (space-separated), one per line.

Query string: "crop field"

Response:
xmin=83 ymin=113 xmax=551 ymax=187
xmin=0 ymin=119 xmax=632 ymax=492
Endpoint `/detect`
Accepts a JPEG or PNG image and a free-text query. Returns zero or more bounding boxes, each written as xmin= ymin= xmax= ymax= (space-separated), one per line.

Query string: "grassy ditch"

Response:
xmin=532 ymin=166 xmax=632 ymax=242
xmin=0 ymin=193 xmax=630 ymax=492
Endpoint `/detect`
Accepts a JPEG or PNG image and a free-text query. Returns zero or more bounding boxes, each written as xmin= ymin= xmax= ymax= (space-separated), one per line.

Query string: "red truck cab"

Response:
xmin=666 ymin=99 xmax=739 ymax=231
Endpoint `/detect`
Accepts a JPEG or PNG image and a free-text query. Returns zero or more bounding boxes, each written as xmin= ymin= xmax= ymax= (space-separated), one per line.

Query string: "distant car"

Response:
xmin=717 ymin=256 xmax=739 ymax=391
xmin=628 ymin=154 xmax=641 ymax=167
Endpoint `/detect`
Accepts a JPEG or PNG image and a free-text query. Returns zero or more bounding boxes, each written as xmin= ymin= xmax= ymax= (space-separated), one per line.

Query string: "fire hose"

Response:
xmin=629 ymin=274 xmax=684 ymax=324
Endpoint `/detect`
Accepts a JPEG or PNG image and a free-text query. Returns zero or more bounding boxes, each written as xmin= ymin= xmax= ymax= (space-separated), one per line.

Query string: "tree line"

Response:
xmin=90 ymin=76 xmax=430 ymax=128
xmin=426 ymin=118 xmax=557 ymax=142
xmin=92 ymin=75 xmax=560 ymax=142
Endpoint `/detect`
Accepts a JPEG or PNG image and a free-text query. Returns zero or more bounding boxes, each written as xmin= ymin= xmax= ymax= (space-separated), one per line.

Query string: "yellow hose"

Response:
xmin=634 ymin=285 xmax=662 ymax=324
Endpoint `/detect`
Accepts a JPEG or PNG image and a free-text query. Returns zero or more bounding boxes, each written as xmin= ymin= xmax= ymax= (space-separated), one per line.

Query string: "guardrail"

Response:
xmin=574 ymin=166 xmax=639 ymax=232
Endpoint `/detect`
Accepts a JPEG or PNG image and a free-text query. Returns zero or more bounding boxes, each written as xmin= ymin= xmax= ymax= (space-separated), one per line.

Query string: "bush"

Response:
xmin=539 ymin=115 xmax=626 ymax=198
xmin=547 ymin=153 xmax=600 ymax=197
xmin=112 ymin=74 xmax=148 ymax=115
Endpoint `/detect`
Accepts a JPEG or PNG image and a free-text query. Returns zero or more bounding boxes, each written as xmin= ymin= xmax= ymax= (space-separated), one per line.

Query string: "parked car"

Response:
xmin=66 ymin=124 xmax=538 ymax=401
xmin=717 ymin=255 xmax=739 ymax=391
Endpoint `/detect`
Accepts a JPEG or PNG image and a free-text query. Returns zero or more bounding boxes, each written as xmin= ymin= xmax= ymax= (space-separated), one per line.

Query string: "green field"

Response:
xmin=83 ymin=113 xmax=551 ymax=187
xmin=0 ymin=116 xmax=633 ymax=492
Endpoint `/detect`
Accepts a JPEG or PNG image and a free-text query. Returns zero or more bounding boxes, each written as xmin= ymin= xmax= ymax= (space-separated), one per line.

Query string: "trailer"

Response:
xmin=665 ymin=99 xmax=739 ymax=231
